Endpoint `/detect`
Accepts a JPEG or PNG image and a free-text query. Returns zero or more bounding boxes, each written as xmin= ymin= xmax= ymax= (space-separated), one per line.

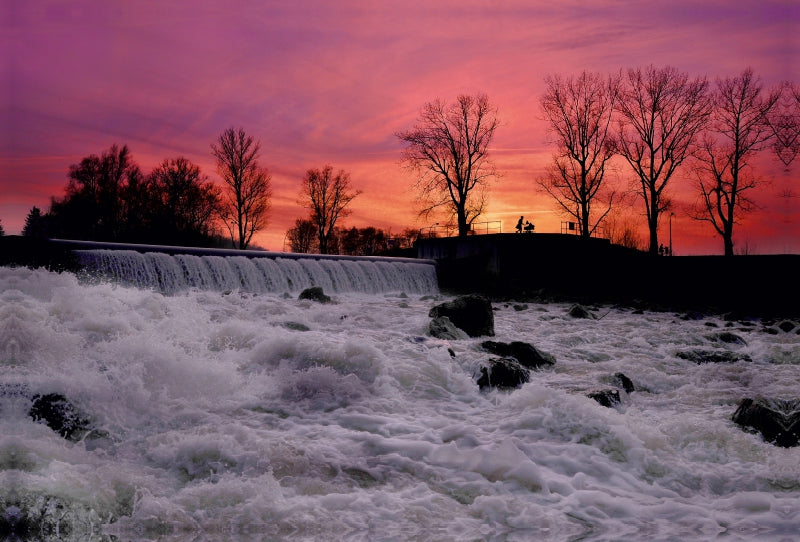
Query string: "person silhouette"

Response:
xmin=516 ymin=216 xmax=524 ymax=233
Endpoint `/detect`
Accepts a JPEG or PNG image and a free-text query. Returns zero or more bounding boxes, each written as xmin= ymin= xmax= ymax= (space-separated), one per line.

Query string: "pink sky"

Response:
xmin=2 ymin=0 xmax=798 ymax=254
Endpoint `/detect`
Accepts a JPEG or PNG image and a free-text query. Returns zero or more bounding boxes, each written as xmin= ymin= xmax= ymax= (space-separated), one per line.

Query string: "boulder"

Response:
xmin=429 ymin=295 xmax=494 ymax=337
xmin=732 ymin=398 xmax=800 ymax=448
xmin=777 ymin=320 xmax=797 ymax=333
xmin=706 ymin=331 xmax=747 ymax=346
xmin=676 ymin=350 xmax=752 ymax=364
xmin=476 ymin=358 xmax=530 ymax=390
xmin=299 ymin=286 xmax=331 ymax=303
xmin=429 ymin=316 xmax=469 ymax=340
xmin=568 ymin=304 xmax=595 ymax=319
xmin=480 ymin=340 xmax=555 ymax=369
xmin=28 ymin=393 xmax=91 ymax=441
xmin=588 ymin=390 xmax=621 ymax=408
xmin=612 ymin=372 xmax=635 ymax=393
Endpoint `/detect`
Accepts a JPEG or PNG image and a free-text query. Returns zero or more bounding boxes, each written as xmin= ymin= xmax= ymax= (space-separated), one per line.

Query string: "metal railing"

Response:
xmin=420 ymin=220 xmax=502 ymax=238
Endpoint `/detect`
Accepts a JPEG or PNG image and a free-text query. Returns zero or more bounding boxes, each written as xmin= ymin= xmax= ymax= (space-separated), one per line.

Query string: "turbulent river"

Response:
xmin=0 ymin=251 xmax=798 ymax=541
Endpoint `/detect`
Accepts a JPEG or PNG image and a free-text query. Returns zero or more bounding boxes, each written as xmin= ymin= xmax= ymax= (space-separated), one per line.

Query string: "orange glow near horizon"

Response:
xmin=2 ymin=1 xmax=798 ymax=255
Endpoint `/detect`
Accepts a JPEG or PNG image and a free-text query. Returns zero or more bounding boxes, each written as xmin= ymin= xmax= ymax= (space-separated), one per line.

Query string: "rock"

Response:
xmin=429 ymin=295 xmax=494 ymax=337
xmin=612 ymin=372 xmax=635 ymax=393
xmin=706 ymin=331 xmax=747 ymax=346
xmin=568 ymin=304 xmax=595 ymax=319
xmin=283 ymin=322 xmax=310 ymax=331
xmin=298 ymin=286 xmax=331 ymax=303
xmin=732 ymin=398 xmax=800 ymax=448
xmin=429 ymin=316 xmax=469 ymax=340
xmin=476 ymin=358 xmax=530 ymax=390
xmin=512 ymin=304 xmax=528 ymax=312
xmin=676 ymin=350 xmax=752 ymax=364
xmin=480 ymin=341 xmax=555 ymax=369
xmin=777 ymin=320 xmax=797 ymax=333
xmin=588 ymin=390 xmax=621 ymax=408
xmin=28 ymin=393 xmax=91 ymax=441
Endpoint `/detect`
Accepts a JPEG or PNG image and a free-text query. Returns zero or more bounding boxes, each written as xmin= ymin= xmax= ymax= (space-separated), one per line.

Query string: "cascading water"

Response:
xmin=73 ymin=249 xmax=439 ymax=295
xmin=1 ymin=260 xmax=798 ymax=541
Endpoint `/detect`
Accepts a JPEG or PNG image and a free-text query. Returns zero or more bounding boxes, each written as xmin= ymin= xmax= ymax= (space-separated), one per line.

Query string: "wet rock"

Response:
xmin=777 ymin=320 xmax=797 ymax=333
xmin=732 ymin=398 xmax=800 ymax=448
xmin=429 ymin=316 xmax=468 ymax=341
xmin=283 ymin=321 xmax=310 ymax=331
xmin=480 ymin=340 xmax=555 ymax=369
xmin=706 ymin=331 xmax=747 ymax=346
xmin=429 ymin=295 xmax=494 ymax=337
xmin=568 ymin=304 xmax=595 ymax=319
xmin=588 ymin=390 xmax=621 ymax=408
xmin=298 ymin=286 xmax=331 ymax=303
xmin=676 ymin=350 xmax=752 ymax=364
xmin=612 ymin=372 xmax=635 ymax=393
xmin=476 ymin=358 xmax=530 ymax=390
xmin=28 ymin=393 xmax=90 ymax=441
xmin=512 ymin=304 xmax=528 ymax=312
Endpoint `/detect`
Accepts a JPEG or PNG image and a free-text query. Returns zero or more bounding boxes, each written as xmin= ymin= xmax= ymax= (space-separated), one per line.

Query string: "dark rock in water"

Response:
xmin=480 ymin=340 xmax=556 ymax=369
xmin=612 ymin=372 xmax=635 ymax=393
xmin=429 ymin=316 xmax=468 ymax=340
xmin=588 ymin=390 xmax=621 ymax=408
xmin=299 ymin=286 xmax=332 ymax=303
xmin=282 ymin=321 xmax=311 ymax=331
xmin=732 ymin=398 xmax=800 ymax=448
xmin=777 ymin=320 xmax=797 ymax=333
xmin=476 ymin=358 xmax=530 ymax=390
xmin=512 ymin=304 xmax=528 ymax=312
xmin=568 ymin=304 xmax=595 ymax=319
xmin=706 ymin=331 xmax=747 ymax=346
xmin=28 ymin=393 xmax=90 ymax=441
xmin=676 ymin=350 xmax=752 ymax=364
xmin=429 ymin=295 xmax=494 ymax=337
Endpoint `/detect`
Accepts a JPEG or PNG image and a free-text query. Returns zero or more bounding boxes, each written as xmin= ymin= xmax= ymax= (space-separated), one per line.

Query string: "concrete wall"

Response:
xmin=417 ymin=233 xmax=799 ymax=317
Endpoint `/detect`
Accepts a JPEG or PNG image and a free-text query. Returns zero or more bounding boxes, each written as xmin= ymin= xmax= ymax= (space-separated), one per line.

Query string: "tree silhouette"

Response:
xmin=286 ymin=218 xmax=318 ymax=253
xmin=771 ymin=81 xmax=800 ymax=167
xmin=397 ymin=93 xmax=499 ymax=237
xmin=539 ymin=71 xmax=621 ymax=238
xmin=300 ymin=165 xmax=361 ymax=254
xmin=148 ymin=157 xmax=221 ymax=245
xmin=22 ymin=207 xmax=48 ymax=238
xmin=613 ymin=66 xmax=713 ymax=255
xmin=693 ymin=68 xmax=781 ymax=256
xmin=51 ymin=144 xmax=143 ymax=240
xmin=211 ymin=127 xmax=272 ymax=249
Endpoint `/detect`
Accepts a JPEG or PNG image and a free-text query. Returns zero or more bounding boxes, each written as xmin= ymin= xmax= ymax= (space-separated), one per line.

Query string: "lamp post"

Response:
xmin=669 ymin=213 xmax=674 ymax=256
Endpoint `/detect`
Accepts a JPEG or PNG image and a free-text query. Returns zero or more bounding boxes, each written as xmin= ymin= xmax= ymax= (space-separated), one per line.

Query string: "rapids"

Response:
xmin=0 ymin=261 xmax=798 ymax=541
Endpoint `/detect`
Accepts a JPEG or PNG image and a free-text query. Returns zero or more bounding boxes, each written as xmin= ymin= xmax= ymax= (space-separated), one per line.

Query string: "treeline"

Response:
xmin=23 ymin=145 xmax=224 ymax=247
xmin=21 ymin=128 xmax=405 ymax=256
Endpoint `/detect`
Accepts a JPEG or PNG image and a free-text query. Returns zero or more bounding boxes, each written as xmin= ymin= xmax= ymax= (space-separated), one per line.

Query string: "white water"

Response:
xmin=74 ymin=250 xmax=439 ymax=295
xmin=1 ymin=264 xmax=798 ymax=541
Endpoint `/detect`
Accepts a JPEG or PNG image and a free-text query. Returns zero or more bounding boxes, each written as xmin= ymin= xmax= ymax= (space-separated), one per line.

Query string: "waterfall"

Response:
xmin=73 ymin=249 xmax=439 ymax=295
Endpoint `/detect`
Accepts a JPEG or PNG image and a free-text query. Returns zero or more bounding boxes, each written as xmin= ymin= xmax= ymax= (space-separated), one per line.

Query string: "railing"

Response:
xmin=420 ymin=220 xmax=502 ymax=238
xmin=560 ymin=221 xmax=606 ymax=238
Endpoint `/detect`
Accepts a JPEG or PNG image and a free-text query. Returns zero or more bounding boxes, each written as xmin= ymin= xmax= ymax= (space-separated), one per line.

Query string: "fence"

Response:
xmin=420 ymin=220 xmax=502 ymax=238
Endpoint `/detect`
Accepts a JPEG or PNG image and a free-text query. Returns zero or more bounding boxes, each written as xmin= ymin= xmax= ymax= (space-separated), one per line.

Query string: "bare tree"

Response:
xmin=397 ymin=93 xmax=499 ymax=237
xmin=692 ymin=68 xmax=781 ymax=256
xmin=211 ymin=127 xmax=272 ymax=249
xmin=300 ymin=165 xmax=361 ymax=254
xmin=613 ymin=66 xmax=713 ymax=255
xmin=770 ymin=81 xmax=800 ymax=167
xmin=539 ymin=71 xmax=621 ymax=238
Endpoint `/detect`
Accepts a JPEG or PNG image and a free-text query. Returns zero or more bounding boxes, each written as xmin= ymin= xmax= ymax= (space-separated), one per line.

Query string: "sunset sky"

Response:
xmin=2 ymin=1 xmax=798 ymax=254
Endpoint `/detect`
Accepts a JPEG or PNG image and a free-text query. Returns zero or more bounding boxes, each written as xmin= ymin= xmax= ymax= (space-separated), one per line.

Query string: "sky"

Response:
xmin=2 ymin=0 xmax=798 ymax=255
